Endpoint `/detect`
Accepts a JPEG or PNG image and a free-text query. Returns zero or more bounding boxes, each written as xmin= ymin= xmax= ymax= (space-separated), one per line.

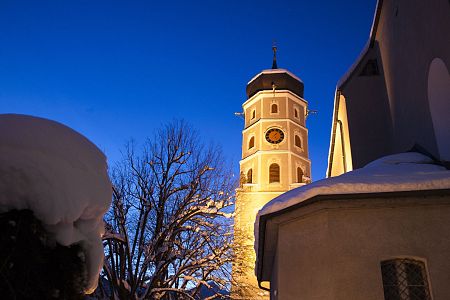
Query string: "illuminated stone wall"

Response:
xmin=232 ymin=84 xmax=311 ymax=299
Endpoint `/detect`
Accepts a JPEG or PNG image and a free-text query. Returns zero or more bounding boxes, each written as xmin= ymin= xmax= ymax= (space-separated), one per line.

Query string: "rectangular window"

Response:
xmin=381 ymin=259 xmax=431 ymax=300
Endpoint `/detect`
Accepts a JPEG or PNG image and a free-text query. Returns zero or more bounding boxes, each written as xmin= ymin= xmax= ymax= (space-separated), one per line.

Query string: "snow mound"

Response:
xmin=255 ymin=152 xmax=450 ymax=248
xmin=0 ymin=114 xmax=112 ymax=293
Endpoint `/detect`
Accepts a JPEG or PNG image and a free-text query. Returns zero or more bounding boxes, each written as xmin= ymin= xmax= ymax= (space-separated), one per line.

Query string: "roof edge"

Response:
xmin=242 ymin=89 xmax=307 ymax=108
xmin=247 ymin=68 xmax=303 ymax=85
xmin=326 ymin=89 xmax=341 ymax=178
xmin=256 ymin=187 xmax=450 ymax=282
xmin=336 ymin=0 xmax=383 ymax=89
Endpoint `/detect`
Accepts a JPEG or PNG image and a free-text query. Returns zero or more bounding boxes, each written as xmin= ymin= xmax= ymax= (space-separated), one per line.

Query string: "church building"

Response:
xmin=232 ymin=47 xmax=311 ymax=299
xmin=254 ymin=0 xmax=450 ymax=299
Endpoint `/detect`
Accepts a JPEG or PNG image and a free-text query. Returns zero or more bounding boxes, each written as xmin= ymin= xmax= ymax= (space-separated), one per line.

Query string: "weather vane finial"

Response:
xmin=272 ymin=41 xmax=278 ymax=69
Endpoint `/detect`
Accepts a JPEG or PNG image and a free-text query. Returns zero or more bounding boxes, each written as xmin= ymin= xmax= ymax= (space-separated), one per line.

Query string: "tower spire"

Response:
xmin=232 ymin=52 xmax=310 ymax=299
xmin=272 ymin=43 xmax=278 ymax=69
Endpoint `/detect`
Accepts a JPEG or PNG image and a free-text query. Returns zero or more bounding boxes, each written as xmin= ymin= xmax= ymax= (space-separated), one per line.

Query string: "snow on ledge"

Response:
xmin=255 ymin=152 xmax=450 ymax=249
xmin=0 ymin=114 xmax=112 ymax=293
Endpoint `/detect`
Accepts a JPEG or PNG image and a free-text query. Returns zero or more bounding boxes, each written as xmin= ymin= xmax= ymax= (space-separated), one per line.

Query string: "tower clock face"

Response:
xmin=265 ymin=128 xmax=285 ymax=144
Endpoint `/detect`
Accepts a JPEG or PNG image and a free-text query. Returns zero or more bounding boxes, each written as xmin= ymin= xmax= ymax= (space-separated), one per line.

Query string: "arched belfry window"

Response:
xmin=269 ymin=163 xmax=280 ymax=183
xmin=295 ymin=135 xmax=302 ymax=148
xmin=297 ymin=167 xmax=303 ymax=183
xmin=248 ymin=136 xmax=254 ymax=149
xmin=271 ymin=104 xmax=278 ymax=114
xmin=246 ymin=169 xmax=253 ymax=184
xmin=294 ymin=108 xmax=299 ymax=118
xmin=251 ymin=109 xmax=256 ymax=120
xmin=381 ymin=258 xmax=431 ymax=300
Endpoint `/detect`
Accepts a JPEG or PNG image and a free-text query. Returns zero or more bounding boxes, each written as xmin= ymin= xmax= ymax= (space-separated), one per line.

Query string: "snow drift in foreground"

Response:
xmin=255 ymin=152 xmax=450 ymax=248
xmin=0 ymin=114 xmax=112 ymax=293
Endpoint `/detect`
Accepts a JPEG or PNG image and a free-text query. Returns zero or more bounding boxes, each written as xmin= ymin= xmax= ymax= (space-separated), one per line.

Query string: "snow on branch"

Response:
xmin=96 ymin=120 xmax=235 ymax=299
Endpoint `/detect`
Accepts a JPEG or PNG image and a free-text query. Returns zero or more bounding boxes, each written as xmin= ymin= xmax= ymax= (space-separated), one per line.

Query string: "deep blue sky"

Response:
xmin=0 ymin=0 xmax=377 ymax=181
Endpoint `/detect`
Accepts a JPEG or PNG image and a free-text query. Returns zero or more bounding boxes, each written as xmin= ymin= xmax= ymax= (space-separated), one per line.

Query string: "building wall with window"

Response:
xmin=253 ymin=1 xmax=449 ymax=299
xmin=265 ymin=192 xmax=450 ymax=300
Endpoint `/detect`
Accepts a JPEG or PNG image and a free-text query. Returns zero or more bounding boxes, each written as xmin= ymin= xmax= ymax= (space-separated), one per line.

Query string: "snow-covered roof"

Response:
xmin=246 ymin=68 xmax=305 ymax=99
xmin=247 ymin=68 xmax=303 ymax=85
xmin=255 ymin=152 xmax=450 ymax=261
xmin=0 ymin=114 xmax=112 ymax=293
xmin=258 ymin=152 xmax=450 ymax=221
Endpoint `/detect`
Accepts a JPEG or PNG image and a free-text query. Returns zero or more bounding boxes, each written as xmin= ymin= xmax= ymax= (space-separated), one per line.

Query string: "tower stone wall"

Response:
xmin=232 ymin=69 xmax=311 ymax=299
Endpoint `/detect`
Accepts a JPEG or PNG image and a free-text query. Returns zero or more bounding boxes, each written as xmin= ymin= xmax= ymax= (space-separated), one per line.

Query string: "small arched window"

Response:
xmin=248 ymin=136 xmax=254 ymax=149
xmin=271 ymin=104 xmax=278 ymax=114
xmin=269 ymin=163 xmax=280 ymax=183
xmin=295 ymin=135 xmax=302 ymax=148
xmin=294 ymin=108 xmax=299 ymax=118
xmin=381 ymin=258 xmax=431 ymax=300
xmin=251 ymin=109 xmax=256 ymax=119
xmin=246 ymin=169 xmax=253 ymax=184
xmin=297 ymin=167 xmax=303 ymax=183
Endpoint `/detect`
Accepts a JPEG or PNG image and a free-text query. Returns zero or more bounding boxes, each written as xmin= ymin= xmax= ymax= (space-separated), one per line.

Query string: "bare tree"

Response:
xmin=100 ymin=121 xmax=234 ymax=299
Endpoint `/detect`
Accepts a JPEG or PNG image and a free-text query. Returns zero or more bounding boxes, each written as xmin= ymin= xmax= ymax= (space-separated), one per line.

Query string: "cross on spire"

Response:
xmin=272 ymin=42 xmax=278 ymax=69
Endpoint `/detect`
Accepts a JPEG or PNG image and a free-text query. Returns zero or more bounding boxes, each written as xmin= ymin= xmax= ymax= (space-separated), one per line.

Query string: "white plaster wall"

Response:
xmin=428 ymin=58 xmax=450 ymax=161
xmin=274 ymin=198 xmax=450 ymax=299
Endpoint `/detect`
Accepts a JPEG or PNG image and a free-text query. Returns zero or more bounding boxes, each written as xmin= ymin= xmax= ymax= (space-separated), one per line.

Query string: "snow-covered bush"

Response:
xmin=0 ymin=209 xmax=87 ymax=299
xmin=0 ymin=114 xmax=112 ymax=296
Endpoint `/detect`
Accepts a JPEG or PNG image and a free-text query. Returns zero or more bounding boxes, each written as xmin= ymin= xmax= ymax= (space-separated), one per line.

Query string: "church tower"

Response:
xmin=232 ymin=47 xmax=312 ymax=299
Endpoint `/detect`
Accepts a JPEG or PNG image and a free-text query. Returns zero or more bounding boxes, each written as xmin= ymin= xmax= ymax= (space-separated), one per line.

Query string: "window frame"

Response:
xmin=248 ymin=136 xmax=255 ymax=149
xmin=294 ymin=134 xmax=302 ymax=149
xmin=380 ymin=258 xmax=432 ymax=300
xmin=271 ymin=103 xmax=278 ymax=114
xmin=246 ymin=168 xmax=253 ymax=184
xmin=296 ymin=167 xmax=303 ymax=183
xmin=269 ymin=163 xmax=280 ymax=183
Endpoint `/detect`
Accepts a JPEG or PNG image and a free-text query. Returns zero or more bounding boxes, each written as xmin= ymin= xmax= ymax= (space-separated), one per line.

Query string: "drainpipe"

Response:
xmin=258 ymin=281 xmax=271 ymax=292
xmin=327 ymin=91 xmax=340 ymax=177
xmin=336 ymin=120 xmax=347 ymax=173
